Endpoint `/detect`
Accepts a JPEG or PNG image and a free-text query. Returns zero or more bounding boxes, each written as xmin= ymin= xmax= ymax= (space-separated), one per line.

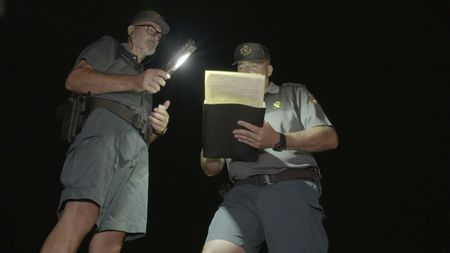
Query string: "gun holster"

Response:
xmin=57 ymin=92 xmax=91 ymax=143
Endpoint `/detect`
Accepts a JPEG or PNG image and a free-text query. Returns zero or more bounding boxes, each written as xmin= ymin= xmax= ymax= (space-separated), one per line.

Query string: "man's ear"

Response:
xmin=127 ymin=25 xmax=134 ymax=37
xmin=267 ymin=64 xmax=273 ymax=77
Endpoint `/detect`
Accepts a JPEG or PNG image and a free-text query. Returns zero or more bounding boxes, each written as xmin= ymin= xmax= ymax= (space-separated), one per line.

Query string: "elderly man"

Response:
xmin=40 ymin=10 xmax=172 ymax=253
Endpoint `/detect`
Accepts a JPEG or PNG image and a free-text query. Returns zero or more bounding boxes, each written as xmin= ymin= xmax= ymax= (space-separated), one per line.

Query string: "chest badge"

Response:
xmin=273 ymin=101 xmax=281 ymax=109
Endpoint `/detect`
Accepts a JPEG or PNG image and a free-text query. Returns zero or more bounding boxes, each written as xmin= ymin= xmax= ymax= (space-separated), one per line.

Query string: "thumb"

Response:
xmin=161 ymin=100 xmax=170 ymax=109
xmin=263 ymin=121 xmax=270 ymax=127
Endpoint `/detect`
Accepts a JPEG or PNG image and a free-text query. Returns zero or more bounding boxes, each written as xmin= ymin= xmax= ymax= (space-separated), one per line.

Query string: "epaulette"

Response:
xmin=281 ymin=82 xmax=305 ymax=88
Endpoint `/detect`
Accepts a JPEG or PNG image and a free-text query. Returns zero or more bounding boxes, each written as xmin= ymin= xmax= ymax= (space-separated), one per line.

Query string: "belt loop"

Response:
xmin=315 ymin=167 xmax=322 ymax=179
xmin=132 ymin=113 xmax=146 ymax=130
xmin=259 ymin=174 xmax=273 ymax=185
xmin=132 ymin=113 xmax=150 ymax=144
xmin=311 ymin=167 xmax=322 ymax=194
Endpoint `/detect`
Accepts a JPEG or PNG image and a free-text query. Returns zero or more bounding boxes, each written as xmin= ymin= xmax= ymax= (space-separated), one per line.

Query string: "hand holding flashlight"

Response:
xmin=135 ymin=68 xmax=171 ymax=94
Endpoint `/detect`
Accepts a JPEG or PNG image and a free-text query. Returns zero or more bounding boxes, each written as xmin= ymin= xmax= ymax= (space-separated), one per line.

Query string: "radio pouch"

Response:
xmin=58 ymin=92 xmax=91 ymax=143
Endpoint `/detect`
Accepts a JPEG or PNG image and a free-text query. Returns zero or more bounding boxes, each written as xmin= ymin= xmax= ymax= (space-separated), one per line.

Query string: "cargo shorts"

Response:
xmin=58 ymin=108 xmax=149 ymax=241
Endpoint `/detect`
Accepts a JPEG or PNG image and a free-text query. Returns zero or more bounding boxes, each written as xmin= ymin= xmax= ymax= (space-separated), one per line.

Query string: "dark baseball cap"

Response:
xmin=232 ymin=42 xmax=271 ymax=65
xmin=131 ymin=10 xmax=170 ymax=35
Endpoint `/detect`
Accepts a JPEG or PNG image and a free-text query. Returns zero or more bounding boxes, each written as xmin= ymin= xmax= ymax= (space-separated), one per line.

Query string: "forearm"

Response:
xmin=65 ymin=64 xmax=137 ymax=94
xmin=147 ymin=134 xmax=159 ymax=144
xmin=286 ymin=126 xmax=338 ymax=152
xmin=200 ymin=150 xmax=224 ymax=176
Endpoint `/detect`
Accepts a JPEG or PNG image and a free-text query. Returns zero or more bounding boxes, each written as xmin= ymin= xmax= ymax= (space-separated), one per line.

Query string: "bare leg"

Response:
xmin=40 ymin=201 xmax=99 ymax=253
xmin=89 ymin=231 xmax=126 ymax=253
xmin=202 ymin=240 xmax=247 ymax=253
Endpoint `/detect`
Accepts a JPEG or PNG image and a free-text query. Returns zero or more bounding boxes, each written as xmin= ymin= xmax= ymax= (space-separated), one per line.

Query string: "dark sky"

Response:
xmin=1 ymin=0 xmax=449 ymax=252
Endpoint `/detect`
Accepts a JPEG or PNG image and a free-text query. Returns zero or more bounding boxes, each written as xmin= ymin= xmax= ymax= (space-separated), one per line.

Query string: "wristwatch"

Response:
xmin=153 ymin=127 xmax=168 ymax=136
xmin=272 ymin=133 xmax=286 ymax=152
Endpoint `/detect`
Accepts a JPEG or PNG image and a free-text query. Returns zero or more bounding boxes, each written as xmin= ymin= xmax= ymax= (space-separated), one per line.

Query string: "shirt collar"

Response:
xmin=266 ymin=81 xmax=279 ymax=94
xmin=121 ymin=43 xmax=138 ymax=60
xmin=121 ymin=43 xmax=145 ymax=69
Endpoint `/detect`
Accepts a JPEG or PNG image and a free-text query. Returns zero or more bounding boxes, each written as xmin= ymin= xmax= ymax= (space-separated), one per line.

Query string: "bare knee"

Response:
xmin=58 ymin=201 xmax=99 ymax=234
xmin=202 ymin=240 xmax=246 ymax=253
xmin=61 ymin=201 xmax=100 ymax=225
xmin=89 ymin=231 xmax=125 ymax=253
xmin=39 ymin=201 xmax=100 ymax=253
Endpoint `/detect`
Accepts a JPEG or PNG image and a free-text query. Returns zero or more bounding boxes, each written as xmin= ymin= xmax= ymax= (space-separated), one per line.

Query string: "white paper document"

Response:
xmin=204 ymin=70 xmax=265 ymax=108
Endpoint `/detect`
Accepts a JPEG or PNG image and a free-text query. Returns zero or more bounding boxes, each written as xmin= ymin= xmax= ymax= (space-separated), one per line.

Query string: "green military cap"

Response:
xmin=232 ymin=42 xmax=271 ymax=65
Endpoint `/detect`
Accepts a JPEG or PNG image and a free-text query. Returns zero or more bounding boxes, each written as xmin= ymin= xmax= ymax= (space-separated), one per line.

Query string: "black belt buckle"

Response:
xmin=258 ymin=174 xmax=274 ymax=185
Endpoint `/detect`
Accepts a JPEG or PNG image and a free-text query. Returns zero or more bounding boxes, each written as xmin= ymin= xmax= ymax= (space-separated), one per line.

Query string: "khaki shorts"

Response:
xmin=59 ymin=108 xmax=149 ymax=241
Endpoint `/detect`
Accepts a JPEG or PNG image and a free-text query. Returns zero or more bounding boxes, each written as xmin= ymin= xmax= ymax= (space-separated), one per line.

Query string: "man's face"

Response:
xmin=237 ymin=61 xmax=271 ymax=75
xmin=128 ymin=21 xmax=163 ymax=57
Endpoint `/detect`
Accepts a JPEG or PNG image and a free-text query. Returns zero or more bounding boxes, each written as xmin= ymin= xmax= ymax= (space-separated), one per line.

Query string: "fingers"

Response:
xmin=149 ymin=115 xmax=166 ymax=130
xmin=149 ymin=115 xmax=168 ymax=134
xmin=147 ymin=68 xmax=170 ymax=80
xmin=234 ymin=134 xmax=257 ymax=148
xmin=149 ymin=103 xmax=170 ymax=132
xmin=141 ymin=69 xmax=171 ymax=94
xmin=233 ymin=121 xmax=275 ymax=149
xmin=233 ymin=127 xmax=259 ymax=148
xmin=145 ymin=83 xmax=161 ymax=94
xmin=237 ymin=120 xmax=258 ymax=132
xmin=233 ymin=120 xmax=260 ymax=138
xmin=144 ymin=75 xmax=164 ymax=93
xmin=150 ymin=110 xmax=168 ymax=121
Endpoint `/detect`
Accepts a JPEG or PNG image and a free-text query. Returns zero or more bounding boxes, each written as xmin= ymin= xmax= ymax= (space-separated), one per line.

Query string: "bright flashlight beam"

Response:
xmin=164 ymin=38 xmax=197 ymax=75
xmin=173 ymin=53 xmax=192 ymax=71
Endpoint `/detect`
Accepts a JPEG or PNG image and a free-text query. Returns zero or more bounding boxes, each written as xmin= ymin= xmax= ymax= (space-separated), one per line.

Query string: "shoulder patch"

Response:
xmin=307 ymin=95 xmax=318 ymax=104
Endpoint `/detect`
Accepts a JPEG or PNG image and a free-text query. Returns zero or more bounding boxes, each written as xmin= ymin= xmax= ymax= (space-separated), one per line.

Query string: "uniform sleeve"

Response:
xmin=298 ymin=86 xmax=333 ymax=129
xmin=74 ymin=35 xmax=119 ymax=72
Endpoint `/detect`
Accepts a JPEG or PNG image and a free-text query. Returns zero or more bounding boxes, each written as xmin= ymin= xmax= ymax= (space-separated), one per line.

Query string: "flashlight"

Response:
xmin=163 ymin=38 xmax=197 ymax=75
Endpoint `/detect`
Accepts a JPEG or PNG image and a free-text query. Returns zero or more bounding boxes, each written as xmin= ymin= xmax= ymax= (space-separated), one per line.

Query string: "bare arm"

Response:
xmin=65 ymin=60 xmax=169 ymax=94
xmin=200 ymin=149 xmax=225 ymax=176
xmin=233 ymin=121 xmax=338 ymax=153
xmin=285 ymin=125 xmax=338 ymax=152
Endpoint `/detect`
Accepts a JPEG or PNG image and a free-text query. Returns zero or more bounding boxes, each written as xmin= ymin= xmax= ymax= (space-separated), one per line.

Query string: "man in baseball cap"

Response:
xmin=230 ymin=42 xmax=274 ymax=90
xmin=232 ymin=42 xmax=271 ymax=65
xmin=40 ymin=9 xmax=172 ymax=253
xmin=131 ymin=10 xmax=170 ymax=35
xmin=201 ymin=41 xmax=337 ymax=253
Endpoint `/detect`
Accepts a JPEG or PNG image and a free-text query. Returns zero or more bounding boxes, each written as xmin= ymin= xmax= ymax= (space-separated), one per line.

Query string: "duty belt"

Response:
xmin=90 ymin=98 xmax=151 ymax=144
xmin=233 ymin=167 xmax=322 ymax=192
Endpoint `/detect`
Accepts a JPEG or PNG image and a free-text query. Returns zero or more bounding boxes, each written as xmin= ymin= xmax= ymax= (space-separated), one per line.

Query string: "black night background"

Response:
xmin=1 ymin=0 xmax=449 ymax=252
